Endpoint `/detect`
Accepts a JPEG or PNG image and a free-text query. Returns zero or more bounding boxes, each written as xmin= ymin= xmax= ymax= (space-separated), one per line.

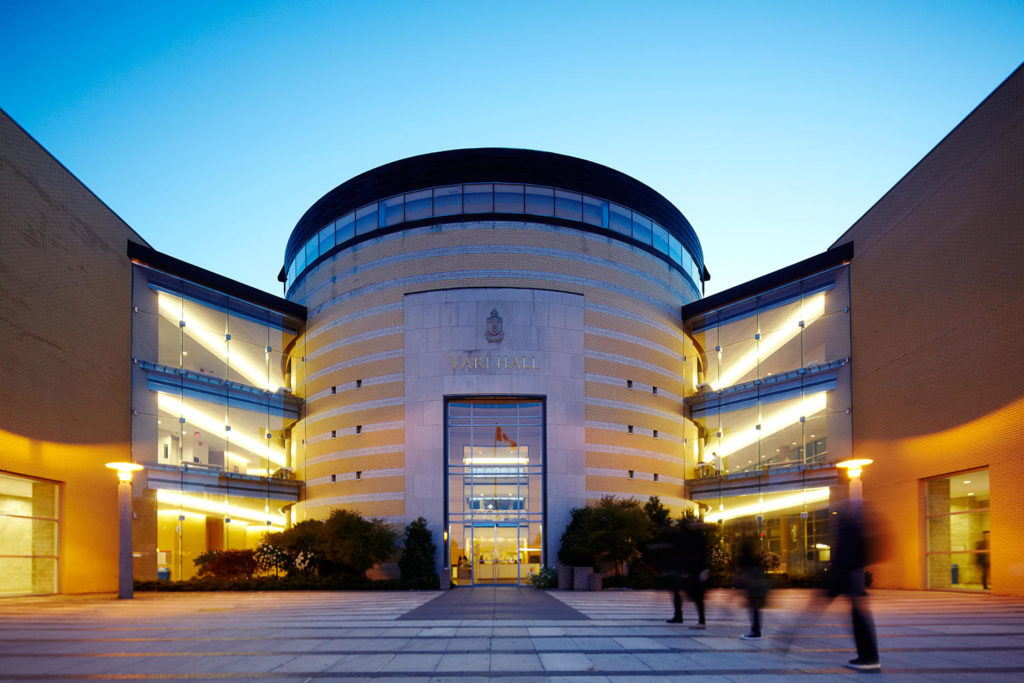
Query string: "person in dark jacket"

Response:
xmin=681 ymin=518 xmax=710 ymax=629
xmin=825 ymin=499 xmax=881 ymax=672
xmin=735 ymin=534 xmax=768 ymax=639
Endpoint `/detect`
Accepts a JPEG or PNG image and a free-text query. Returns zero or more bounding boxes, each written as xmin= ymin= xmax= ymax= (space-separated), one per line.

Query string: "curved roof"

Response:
xmin=284 ymin=147 xmax=702 ymax=273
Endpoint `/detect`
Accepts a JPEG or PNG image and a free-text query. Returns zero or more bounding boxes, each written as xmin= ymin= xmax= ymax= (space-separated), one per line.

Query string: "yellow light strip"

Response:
xmin=714 ymin=391 xmax=827 ymax=458
xmin=704 ymin=487 xmax=830 ymax=523
xmin=712 ymin=293 xmax=825 ymax=391
xmin=464 ymin=457 xmax=530 ymax=465
xmin=156 ymin=488 xmax=286 ymax=525
xmin=157 ymin=393 xmax=286 ymax=467
xmin=157 ymin=292 xmax=279 ymax=392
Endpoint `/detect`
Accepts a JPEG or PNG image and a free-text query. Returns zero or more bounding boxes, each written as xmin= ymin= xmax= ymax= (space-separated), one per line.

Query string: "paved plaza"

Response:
xmin=1 ymin=587 xmax=1023 ymax=680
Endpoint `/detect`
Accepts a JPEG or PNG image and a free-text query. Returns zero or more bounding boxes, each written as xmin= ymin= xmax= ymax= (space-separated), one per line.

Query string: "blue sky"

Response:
xmin=2 ymin=1 xmax=1022 ymax=296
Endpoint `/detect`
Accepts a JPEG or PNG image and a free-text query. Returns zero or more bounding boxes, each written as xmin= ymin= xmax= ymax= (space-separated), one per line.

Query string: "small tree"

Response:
xmin=266 ymin=519 xmax=326 ymax=576
xmin=399 ymin=517 xmax=439 ymax=588
xmin=320 ymin=509 xmax=399 ymax=579
xmin=558 ymin=496 xmax=652 ymax=574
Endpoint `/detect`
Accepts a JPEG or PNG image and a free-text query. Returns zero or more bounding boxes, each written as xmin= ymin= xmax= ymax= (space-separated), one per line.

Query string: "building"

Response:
xmin=1 ymin=63 xmax=1021 ymax=595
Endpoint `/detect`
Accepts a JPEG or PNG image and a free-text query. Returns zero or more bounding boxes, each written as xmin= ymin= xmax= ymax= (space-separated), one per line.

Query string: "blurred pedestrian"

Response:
xmin=681 ymin=518 xmax=710 ymax=629
xmin=825 ymin=499 xmax=881 ymax=672
xmin=734 ymin=533 xmax=768 ymax=639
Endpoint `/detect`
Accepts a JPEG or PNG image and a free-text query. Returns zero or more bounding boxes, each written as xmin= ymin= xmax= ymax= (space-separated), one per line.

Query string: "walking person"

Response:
xmin=664 ymin=520 xmax=686 ymax=623
xmin=735 ymin=533 xmax=768 ymax=639
xmin=826 ymin=499 xmax=881 ymax=672
xmin=681 ymin=518 xmax=710 ymax=629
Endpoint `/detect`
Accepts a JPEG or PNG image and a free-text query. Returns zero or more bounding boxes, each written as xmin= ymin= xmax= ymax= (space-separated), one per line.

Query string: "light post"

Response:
xmin=836 ymin=458 xmax=873 ymax=501
xmin=105 ymin=462 xmax=143 ymax=599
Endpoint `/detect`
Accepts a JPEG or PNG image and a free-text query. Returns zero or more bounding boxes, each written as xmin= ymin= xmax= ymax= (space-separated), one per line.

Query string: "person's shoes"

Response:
xmin=740 ymin=632 xmax=761 ymax=639
xmin=844 ymin=658 xmax=881 ymax=672
xmin=666 ymin=616 xmax=683 ymax=623
xmin=688 ymin=623 xmax=706 ymax=630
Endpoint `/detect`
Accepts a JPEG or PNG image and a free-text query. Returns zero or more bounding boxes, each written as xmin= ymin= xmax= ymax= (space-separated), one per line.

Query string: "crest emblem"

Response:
xmin=485 ymin=308 xmax=504 ymax=344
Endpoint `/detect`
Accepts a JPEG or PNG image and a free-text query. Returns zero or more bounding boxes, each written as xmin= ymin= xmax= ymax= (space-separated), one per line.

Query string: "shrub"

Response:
xmin=399 ymin=517 xmax=439 ymax=589
xmin=320 ymin=509 xmax=398 ymax=579
xmin=527 ymin=565 xmax=558 ymax=589
xmin=254 ymin=542 xmax=292 ymax=576
xmin=193 ymin=549 xmax=257 ymax=579
xmin=558 ymin=496 xmax=652 ymax=573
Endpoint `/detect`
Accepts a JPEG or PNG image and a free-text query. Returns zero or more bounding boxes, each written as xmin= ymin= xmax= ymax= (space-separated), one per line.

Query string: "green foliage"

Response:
xmin=558 ymin=496 xmax=652 ymax=572
xmin=644 ymin=496 xmax=672 ymax=535
xmin=253 ymin=542 xmax=293 ymax=576
xmin=399 ymin=517 xmax=439 ymax=588
xmin=193 ymin=549 xmax=257 ymax=579
xmin=262 ymin=509 xmax=399 ymax=580
xmin=320 ymin=509 xmax=399 ymax=579
xmin=527 ymin=565 xmax=558 ymax=589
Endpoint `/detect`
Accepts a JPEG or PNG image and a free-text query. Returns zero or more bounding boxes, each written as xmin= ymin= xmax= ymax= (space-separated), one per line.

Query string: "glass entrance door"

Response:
xmin=446 ymin=400 xmax=544 ymax=586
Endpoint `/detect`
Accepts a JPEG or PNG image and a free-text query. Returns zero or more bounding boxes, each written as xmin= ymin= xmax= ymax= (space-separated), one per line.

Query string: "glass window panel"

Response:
xmin=463 ymin=183 xmax=493 ymax=213
xmin=382 ymin=196 xmax=405 ymax=226
xmin=355 ymin=203 xmax=379 ymax=235
xmin=608 ymin=202 xmax=631 ymax=235
xmin=287 ymin=259 xmax=297 ymax=287
xmin=317 ymin=223 xmax=335 ymax=257
xmin=335 ymin=212 xmax=355 ymax=243
xmin=652 ymin=222 xmax=668 ymax=253
xmin=669 ymin=235 xmax=682 ymax=265
xmin=494 ymin=184 xmax=524 ymax=213
xmin=554 ymin=190 xmax=583 ymax=221
xmin=181 ymin=297 xmax=228 ymax=379
xmin=433 ymin=185 xmax=462 ymax=216
xmin=632 ymin=213 xmax=653 ymax=245
xmin=759 ymin=397 xmax=804 ymax=467
xmin=293 ymin=243 xmax=307 ymax=274
xmin=758 ymin=298 xmax=802 ymax=377
xmin=802 ymin=413 xmax=828 ymax=464
xmin=582 ymin=195 xmax=607 ymax=227
xmin=524 ymin=185 xmax=554 ymax=216
xmin=689 ymin=257 xmax=702 ymax=284
xmin=303 ymin=238 xmax=317 ymax=268
xmin=405 ymin=189 xmax=432 ymax=220
xmin=719 ymin=405 xmax=758 ymax=475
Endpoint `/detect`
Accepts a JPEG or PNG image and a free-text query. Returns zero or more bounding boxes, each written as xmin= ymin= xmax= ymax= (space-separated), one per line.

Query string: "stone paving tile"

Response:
xmin=587 ymin=652 xmax=654 ymax=671
xmin=445 ymin=636 xmax=489 ymax=650
xmin=539 ymin=651 xmax=594 ymax=671
xmin=324 ymin=652 xmax=394 ymax=672
xmin=433 ymin=652 xmax=490 ymax=671
xmin=380 ymin=652 xmax=443 ymax=672
xmin=490 ymin=636 xmax=535 ymax=650
xmin=489 ymin=652 xmax=545 ymax=671
xmin=571 ymin=636 xmax=625 ymax=650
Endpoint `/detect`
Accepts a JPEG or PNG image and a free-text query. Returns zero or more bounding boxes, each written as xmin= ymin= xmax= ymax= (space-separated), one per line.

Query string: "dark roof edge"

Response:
xmin=128 ymin=242 xmax=306 ymax=320
xmin=681 ymin=242 xmax=853 ymax=320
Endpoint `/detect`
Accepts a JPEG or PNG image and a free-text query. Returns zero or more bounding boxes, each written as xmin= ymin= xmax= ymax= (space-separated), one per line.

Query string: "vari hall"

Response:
xmin=2 ymin=65 xmax=1022 ymax=596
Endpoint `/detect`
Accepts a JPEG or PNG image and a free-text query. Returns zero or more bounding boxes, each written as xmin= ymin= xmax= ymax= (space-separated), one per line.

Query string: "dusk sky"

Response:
xmin=2 ymin=1 xmax=1022 ymax=296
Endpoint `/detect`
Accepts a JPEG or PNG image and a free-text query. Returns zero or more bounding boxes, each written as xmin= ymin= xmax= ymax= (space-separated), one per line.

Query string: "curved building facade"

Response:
xmin=283 ymin=149 xmax=706 ymax=585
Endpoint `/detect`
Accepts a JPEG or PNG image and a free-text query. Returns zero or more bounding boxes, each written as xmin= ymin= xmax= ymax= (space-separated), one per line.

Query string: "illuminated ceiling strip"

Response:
xmin=711 ymin=293 xmax=826 ymax=391
xmin=156 ymin=488 xmax=287 ymax=525
xmin=714 ymin=391 xmax=827 ymax=458
xmin=157 ymin=291 xmax=279 ymax=392
xmin=704 ymin=487 xmax=830 ymax=523
xmin=464 ymin=457 xmax=530 ymax=465
xmin=157 ymin=392 xmax=286 ymax=467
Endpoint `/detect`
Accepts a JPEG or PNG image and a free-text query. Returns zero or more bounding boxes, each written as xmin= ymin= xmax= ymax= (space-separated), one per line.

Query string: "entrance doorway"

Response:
xmin=446 ymin=399 xmax=544 ymax=586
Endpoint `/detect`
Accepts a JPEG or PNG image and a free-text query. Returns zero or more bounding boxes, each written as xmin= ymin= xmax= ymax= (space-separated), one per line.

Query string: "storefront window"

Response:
xmin=925 ymin=469 xmax=989 ymax=591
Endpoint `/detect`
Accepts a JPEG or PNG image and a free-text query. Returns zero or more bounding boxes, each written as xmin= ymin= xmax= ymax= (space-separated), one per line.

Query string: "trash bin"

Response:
xmin=157 ymin=567 xmax=171 ymax=581
xmin=951 ymin=563 xmax=959 ymax=584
